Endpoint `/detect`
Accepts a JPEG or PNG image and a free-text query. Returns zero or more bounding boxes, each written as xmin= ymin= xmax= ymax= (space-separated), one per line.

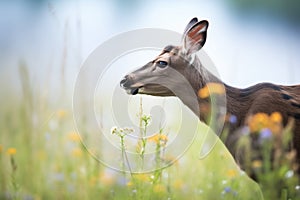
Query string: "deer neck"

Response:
xmin=178 ymin=58 xmax=249 ymax=127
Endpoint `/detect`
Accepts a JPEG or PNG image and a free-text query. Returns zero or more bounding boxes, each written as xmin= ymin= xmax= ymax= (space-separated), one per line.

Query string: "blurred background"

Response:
xmin=1 ymin=0 xmax=300 ymax=100
xmin=1 ymin=0 xmax=300 ymax=199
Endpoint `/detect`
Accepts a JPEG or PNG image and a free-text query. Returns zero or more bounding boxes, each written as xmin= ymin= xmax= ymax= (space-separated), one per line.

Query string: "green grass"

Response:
xmin=0 ymin=64 xmax=299 ymax=200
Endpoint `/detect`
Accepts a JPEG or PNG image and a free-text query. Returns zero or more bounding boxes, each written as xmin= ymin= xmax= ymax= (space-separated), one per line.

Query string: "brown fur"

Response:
xmin=224 ymin=83 xmax=300 ymax=170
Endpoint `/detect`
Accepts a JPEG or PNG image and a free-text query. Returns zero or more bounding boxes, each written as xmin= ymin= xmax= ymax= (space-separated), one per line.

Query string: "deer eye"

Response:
xmin=157 ymin=60 xmax=168 ymax=68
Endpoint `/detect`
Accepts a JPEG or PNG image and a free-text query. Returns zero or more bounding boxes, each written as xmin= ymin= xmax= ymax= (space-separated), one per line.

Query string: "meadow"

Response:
xmin=0 ymin=63 xmax=299 ymax=200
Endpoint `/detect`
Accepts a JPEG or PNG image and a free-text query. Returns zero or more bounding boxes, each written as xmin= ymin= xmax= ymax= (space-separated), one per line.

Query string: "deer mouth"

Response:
xmin=121 ymin=82 xmax=174 ymax=96
xmin=122 ymin=84 xmax=143 ymax=95
xmin=138 ymin=84 xmax=175 ymax=96
xmin=124 ymin=84 xmax=164 ymax=95
xmin=120 ymin=78 xmax=143 ymax=95
xmin=127 ymin=87 xmax=140 ymax=95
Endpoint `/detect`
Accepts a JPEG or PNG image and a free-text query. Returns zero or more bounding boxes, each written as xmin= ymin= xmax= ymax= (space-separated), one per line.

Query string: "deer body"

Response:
xmin=120 ymin=18 xmax=300 ymax=176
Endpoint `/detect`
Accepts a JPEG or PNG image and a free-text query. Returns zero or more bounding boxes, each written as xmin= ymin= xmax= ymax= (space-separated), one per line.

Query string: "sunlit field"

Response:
xmin=0 ymin=63 xmax=299 ymax=200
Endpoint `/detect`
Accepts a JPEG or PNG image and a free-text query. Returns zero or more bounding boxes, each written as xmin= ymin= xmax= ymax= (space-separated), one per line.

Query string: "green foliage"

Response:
xmin=227 ymin=0 xmax=300 ymax=24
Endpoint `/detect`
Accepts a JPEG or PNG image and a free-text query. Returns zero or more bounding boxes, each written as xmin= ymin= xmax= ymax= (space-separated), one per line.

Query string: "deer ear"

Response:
xmin=183 ymin=17 xmax=198 ymax=36
xmin=183 ymin=20 xmax=209 ymax=55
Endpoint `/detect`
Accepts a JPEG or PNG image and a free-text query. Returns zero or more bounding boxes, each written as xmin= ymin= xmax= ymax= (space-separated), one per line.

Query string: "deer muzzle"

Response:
xmin=120 ymin=74 xmax=142 ymax=95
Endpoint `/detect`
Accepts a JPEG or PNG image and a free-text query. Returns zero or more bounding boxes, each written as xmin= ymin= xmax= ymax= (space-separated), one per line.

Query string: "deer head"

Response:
xmin=120 ymin=18 xmax=211 ymax=99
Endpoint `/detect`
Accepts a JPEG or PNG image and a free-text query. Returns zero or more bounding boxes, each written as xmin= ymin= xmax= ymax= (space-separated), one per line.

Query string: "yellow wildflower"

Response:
xmin=198 ymin=86 xmax=209 ymax=98
xmin=148 ymin=134 xmax=168 ymax=146
xmin=56 ymin=109 xmax=67 ymax=118
xmin=269 ymin=112 xmax=283 ymax=134
xmin=270 ymin=112 xmax=282 ymax=124
xmin=226 ymin=169 xmax=238 ymax=178
xmin=198 ymin=83 xmax=225 ymax=99
xmin=7 ymin=148 xmax=17 ymax=155
xmin=72 ymin=148 xmax=83 ymax=157
xmin=127 ymin=181 xmax=133 ymax=187
xmin=89 ymin=176 xmax=98 ymax=186
xmin=173 ymin=179 xmax=184 ymax=190
xmin=134 ymin=173 xmax=150 ymax=182
xmin=68 ymin=131 xmax=81 ymax=142
xmin=247 ymin=112 xmax=283 ymax=134
xmin=37 ymin=150 xmax=46 ymax=160
xmin=99 ymin=172 xmax=115 ymax=186
xmin=248 ymin=113 xmax=269 ymax=133
xmin=153 ymin=184 xmax=166 ymax=193
xmin=252 ymin=160 xmax=262 ymax=168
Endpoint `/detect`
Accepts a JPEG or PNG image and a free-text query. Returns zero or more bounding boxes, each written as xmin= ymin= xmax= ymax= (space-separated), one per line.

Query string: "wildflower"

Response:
xmin=222 ymin=187 xmax=237 ymax=196
xmin=68 ymin=131 xmax=81 ymax=142
xmin=224 ymin=186 xmax=231 ymax=193
xmin=126 ymin=181 xmax=133 ymax=187
xmin=270 ymin=112 xmax=282 ymax=124
xmin=226 ymin=169 xmax=238 ymax=178
xmin=269 ymin=112 xmax=283 ymax=134
xmin=7 ymin=148 xmax=17 ymax=155
xmin=99 ymin=172 xmax=115 ymax=186
xmin=248 ymin=113 xmax=269 ymax=133
xmin=134 ymin=173 xmax=150 ymax=182
xmin=252 ymin=160 xmax=262 ymax=168
xmin=221 ymin=180 xmax=228 ymax=185
xmin=198 ymin=86 xmax=209 ymax=98
xmin=153 ymin=184 xmax=166 ymax=193
xmin=141 ymin=114 xmax=151 ymax=126
xmin=89 ymin=176 xmax=98 ymax=186
xmin=37 ymin=150 xmax=46 ymax=160
xmin=247 ymin=112 xmax=284 ymax=134
xmin=148 ymin=134 xmax=168 ymax=146
xmin=198 ymin=83 xmax=225 ymax=99
xmin=111 ymin=127 xmax=133 ymax=137
xmin=173 ymin=179 xmax=184 ymax=190
xmin=259 ymin=128 xmax=272 ymax=140
xmin=71 ymin=148 xmax=82 ymax=157
xmin=56 ymin=109 xmax=67 ymax=118
xmin=0 ymin=144 xmax=2 ymax=153
xmin=111 ymin=126 xmax=118 ymax=135
xmin=285 ymin=170 xmax=294 ymax=178
xmin=228 ymin=114 xmax=237 ymax=124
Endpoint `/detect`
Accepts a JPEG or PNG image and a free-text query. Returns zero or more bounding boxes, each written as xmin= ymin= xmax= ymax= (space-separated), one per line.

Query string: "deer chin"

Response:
xmin=123 ymin=87 xmax=140 ymax=95
xmin=138 ymin=84 xmax=175 ymax=96
xmin=129 ymin=87 xmax=140 ymax=95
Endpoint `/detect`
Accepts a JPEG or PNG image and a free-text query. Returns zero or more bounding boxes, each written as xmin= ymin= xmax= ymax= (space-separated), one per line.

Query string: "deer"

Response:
xmin=120 ymin=17 xmax=300 ymax=179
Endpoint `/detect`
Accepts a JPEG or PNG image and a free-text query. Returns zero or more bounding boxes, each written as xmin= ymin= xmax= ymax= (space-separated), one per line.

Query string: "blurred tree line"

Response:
xmin=228 ymin=0 xmax=300 ymax=26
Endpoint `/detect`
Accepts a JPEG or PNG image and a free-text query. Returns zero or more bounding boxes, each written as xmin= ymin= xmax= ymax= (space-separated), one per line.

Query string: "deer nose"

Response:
xmin=120 ymin=75 xmax=131 ymax=88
